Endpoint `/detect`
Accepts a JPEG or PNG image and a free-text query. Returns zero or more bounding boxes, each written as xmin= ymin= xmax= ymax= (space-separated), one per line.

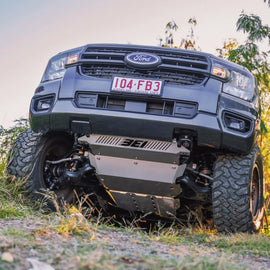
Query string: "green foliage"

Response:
xmin=180 ymin=17 xmax=200 ymax=51
xmin=237 ymin=13 xmax=270 ymax=42
xmin=228 ymin=12 xmax=270 ymax=88
xmin=0 ymin=118 xmax=29 ymax=163
xmin=216 ymin=38 xmax=239 ymax=59
xmin=0 ymin=169 xmax=35 ymax=219
xmin=164 ymin=20 xmax=179 ymax=47
xmin=162 ymin=18 xmax=200 ymax=50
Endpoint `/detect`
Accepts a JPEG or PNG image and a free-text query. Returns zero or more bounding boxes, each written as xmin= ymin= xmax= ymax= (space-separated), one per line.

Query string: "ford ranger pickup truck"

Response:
xmin=8 ymin=44 xmax=264 ymax=233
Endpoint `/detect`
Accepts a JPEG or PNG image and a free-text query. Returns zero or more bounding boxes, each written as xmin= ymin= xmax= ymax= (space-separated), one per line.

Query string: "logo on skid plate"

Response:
xmin=125 ymin=52 xmax=161 ymax=69
xmin=120 ymin=138 xmax=148 ymax=148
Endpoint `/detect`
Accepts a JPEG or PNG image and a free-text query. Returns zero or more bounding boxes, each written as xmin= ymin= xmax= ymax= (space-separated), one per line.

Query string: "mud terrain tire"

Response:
xmin=7 ymin=128 xmax=75 ymax=209
xmin=212 ymin=145 xmax=264 ymax=233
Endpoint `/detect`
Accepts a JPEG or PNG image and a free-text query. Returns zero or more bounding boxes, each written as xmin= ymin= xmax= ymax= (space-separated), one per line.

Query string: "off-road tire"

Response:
xmin=7 ymin=128 xmax=75 ymax=209
xmin=212 ymin=144 xmax=264 ymax=233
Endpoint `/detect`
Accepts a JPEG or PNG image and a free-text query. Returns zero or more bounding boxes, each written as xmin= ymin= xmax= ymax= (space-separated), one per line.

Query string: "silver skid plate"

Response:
xmin=79 ymin=135 xmax=189 ymax=216
xmin=80 ymin=134 xmax=189 ymax=164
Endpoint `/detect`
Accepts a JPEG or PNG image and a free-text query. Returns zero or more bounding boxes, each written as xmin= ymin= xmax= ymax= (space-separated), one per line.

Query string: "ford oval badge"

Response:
xmin=125 ymin=52 xmax=161 ymax=69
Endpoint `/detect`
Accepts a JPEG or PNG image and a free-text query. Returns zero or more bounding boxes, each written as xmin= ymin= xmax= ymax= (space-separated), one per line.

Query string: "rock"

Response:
xmin=27 ymin=258 xmax=55 ymax=270
xmin=1 ymin=252 xmax=14 ymax=263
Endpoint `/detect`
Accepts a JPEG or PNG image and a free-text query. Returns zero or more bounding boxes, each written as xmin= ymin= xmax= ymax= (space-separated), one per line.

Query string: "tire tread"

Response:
xmin=212 ymin=145 xmax=263 ymax=233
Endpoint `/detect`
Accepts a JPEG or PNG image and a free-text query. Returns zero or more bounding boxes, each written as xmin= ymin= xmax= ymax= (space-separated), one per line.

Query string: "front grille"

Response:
xmin=80 ymin=65 xmax=205 ymax=86
xmin=79 ymin=45 xmax=210 ymax=86
xmin=75 ymin=92 xmax=198 ymax=119
xmin=84 ymin=46 xmax=207 ymax=63
xmin=97 ymin=95 xmax=174 ymax=116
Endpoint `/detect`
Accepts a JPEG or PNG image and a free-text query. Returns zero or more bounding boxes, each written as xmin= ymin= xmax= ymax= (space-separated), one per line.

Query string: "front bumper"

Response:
xmin=30 ymin=97 xmax=256 ymax=154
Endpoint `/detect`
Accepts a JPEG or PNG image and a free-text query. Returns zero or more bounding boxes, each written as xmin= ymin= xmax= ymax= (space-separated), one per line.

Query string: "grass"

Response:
xmin=149 ymin=225 xmax=270 ymax=257
xmin=208 ymin=233 xmax=270 ymax=257
xmin=0 ymin=169 xmax=43 ymax=219
xmin=1 ymin=160 xmax=270 ymax=269
xmin=0 ymin=187 xmax=269 ymax=270
xmin=0 ymin=178 xmax=31 ymax=219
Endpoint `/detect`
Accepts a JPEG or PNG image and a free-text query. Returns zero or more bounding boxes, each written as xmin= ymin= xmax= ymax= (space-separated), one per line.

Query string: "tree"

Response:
xmin=216 ymin=38 xmax=239 ymax=59
xmin=164 ymin=20 xmax=178 ymax=47
xmin=179 ymin=17 xmax=200 ymax=50
xmin=161 ymin=18 xmax=200 ymax=50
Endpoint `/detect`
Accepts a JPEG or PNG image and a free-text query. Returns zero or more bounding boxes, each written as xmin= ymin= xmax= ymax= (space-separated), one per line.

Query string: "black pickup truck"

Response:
xmin=8 ymin=44 xmax=264 ymax=232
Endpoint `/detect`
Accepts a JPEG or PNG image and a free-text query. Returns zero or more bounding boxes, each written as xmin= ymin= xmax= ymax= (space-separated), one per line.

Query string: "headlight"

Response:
xmin=211 ymin=61 xmax=255 ymax=101
xmin=41 ymin=49 xmax=81 ymax=82
xmin=223 ymin=70 xmax=254 ymax=101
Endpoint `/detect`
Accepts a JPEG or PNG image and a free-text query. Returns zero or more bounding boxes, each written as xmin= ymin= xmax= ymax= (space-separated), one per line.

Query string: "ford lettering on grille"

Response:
xmin=125 ymin=52 xmax=161 ymax=68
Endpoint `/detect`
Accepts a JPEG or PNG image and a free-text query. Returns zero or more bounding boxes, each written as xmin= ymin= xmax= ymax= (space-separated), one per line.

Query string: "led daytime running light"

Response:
xmin=67 ymin=54 xmax=78 ymax=65
xmin=212 ymin=66 xmax=227 ymax=79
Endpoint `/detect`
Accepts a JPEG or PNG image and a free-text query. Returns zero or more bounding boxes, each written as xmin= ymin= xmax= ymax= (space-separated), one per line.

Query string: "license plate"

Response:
xmin=111 ymin=76 xmax=162 ymax=95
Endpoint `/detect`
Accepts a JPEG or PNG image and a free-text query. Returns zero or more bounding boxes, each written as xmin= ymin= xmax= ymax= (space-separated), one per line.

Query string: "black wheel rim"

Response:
xmin=41 ymin=139 xmax=75 ymax=202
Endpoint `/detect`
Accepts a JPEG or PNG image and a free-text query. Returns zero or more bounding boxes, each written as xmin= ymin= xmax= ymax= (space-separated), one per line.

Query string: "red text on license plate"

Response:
xmin=111 ymin=77 xmax=162 ymax=95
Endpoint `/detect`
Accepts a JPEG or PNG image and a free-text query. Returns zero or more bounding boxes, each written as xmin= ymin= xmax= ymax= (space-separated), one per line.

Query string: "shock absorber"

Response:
xmin=199 ymin=155 xmax=212 ymax=177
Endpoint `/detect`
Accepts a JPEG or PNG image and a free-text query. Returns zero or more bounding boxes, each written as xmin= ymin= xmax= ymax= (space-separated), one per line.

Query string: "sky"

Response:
xmin=0 ymin=0 xmax=269 ymax=128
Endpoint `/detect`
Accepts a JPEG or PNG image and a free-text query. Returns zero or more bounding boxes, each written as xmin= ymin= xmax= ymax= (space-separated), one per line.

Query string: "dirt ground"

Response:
xmin=0 ymin=218 xmax=270 ymax=270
